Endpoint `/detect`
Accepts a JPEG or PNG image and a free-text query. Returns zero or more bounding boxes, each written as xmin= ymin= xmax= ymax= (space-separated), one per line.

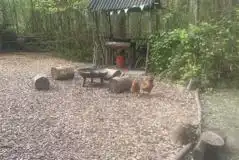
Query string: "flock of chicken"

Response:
xmin=130 ymin=75 xmax=154 ymax=95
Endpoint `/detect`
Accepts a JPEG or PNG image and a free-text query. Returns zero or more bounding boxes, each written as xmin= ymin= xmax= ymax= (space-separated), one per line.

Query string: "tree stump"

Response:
xmin=109 ymin=76 xmax=132 ymax=93
xmin=51 ymin=66 xmax=75 ymax=80
xmin=171 ymin=123 xmax=199 ymax=145
xmin=208 ymin=128 xmax=239 ymax=154
xmin=33 ymin=74 xmax=50 ymax=90
xmin=103 ymin=68 xmax=122 ymax=80
xmin=192 ymin=131 xmax=225 ymax=160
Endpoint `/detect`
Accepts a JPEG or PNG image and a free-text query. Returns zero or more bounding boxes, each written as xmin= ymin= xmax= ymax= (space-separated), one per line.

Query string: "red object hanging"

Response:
xmin=116 ymin=56 xmax=125 ymax=68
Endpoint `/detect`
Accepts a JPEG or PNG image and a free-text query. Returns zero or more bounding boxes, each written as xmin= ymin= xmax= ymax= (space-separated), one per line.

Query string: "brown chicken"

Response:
xmin=131 ymin=79 xmax=140 ymax=95
xmin=140 ymin=75 xmax=154 ymax=94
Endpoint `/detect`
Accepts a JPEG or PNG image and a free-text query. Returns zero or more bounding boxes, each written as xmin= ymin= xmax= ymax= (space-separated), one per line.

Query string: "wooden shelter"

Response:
xmin=88 ymin=0 xmax=162 ymax=72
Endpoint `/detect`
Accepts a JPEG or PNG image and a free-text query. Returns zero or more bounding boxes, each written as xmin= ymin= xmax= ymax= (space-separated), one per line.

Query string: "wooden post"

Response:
xmin=190 ymin=0 xmax=200 ymax=24
xmin=91 ymin=12 xmax=97 ymax=65
xmin=145 ymin=42 xmax=150 ymax=73
xmin=148 ymin=10 xmax=153 ymax=34
xmin=195 ymin=0 xmax=200 ymax=24
xmin=12 ymin=0 xmax=19 ymax=33
xmin=106 ymin=12 xmax=113 ymax=65
xmin=155 ymin=10 xmax=160 ymax=32
xmin=144 ymin=9 xmax=153 ymax=73
xmin=92 ymin=12 xmax=101 ymax=66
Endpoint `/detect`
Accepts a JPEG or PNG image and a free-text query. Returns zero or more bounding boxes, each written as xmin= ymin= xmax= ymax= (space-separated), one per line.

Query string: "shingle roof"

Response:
xmin=88 ymin=0 xmax=160 ymax=12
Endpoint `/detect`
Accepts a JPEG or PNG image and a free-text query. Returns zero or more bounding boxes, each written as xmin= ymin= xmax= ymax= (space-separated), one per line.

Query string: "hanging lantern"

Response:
xmin=124 ymin=9 xmax=128 ymax=13
xmin=139 ymin=5 xmax=145 ymax=11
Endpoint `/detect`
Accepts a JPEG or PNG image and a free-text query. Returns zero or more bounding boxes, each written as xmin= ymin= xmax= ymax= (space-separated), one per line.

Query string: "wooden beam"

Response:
xmin=145 ymin=42 xmax=150 ymax=73
xmin=175 ymin=143 xmax=194 ymax=160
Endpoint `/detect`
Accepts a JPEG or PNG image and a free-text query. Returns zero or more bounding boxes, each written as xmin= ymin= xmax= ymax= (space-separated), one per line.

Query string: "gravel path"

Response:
xmin=0 ymin=52 xmax=198 ymax=160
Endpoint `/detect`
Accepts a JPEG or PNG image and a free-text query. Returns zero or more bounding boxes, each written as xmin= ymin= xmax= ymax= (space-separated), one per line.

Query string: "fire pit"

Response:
xmin=78 ymin=68 xmax=107 ymax=87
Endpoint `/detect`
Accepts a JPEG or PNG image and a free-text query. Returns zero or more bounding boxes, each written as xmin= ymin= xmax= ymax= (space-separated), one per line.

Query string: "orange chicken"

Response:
xmin=131 ymin=79 xmax=140 ymax=95
xmin=140 ymin=76 xmax=154 ymax=94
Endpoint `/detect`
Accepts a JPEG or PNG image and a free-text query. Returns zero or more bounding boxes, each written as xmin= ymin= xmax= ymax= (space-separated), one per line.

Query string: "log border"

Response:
xmin=174 ymin=88 xmax=203 ymax=160
xmin=195 ymin=88 xmax=202 ymax=135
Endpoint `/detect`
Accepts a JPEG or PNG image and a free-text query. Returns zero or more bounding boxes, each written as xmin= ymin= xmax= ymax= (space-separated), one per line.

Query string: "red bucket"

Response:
xmin=116 ymin=56 xmax=125 ymax=68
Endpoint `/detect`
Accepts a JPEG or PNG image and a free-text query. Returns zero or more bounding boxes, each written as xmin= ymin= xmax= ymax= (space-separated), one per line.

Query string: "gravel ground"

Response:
xmin=0 ymin=52 xmax=198 ymax=160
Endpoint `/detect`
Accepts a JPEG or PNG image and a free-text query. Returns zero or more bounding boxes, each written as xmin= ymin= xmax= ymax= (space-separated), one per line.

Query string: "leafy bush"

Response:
xmin=149 ymin=21 xmax=239 ymax=87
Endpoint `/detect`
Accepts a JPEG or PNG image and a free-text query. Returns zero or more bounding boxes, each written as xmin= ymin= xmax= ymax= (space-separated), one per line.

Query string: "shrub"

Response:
xmin=149 ymin=21 xmax=239 ymax=87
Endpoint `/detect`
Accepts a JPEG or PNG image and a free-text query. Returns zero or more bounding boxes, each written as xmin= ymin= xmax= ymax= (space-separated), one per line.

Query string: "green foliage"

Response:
xmin=34 ymin=0 xmax=89 ymax=13
xmin=150 ymin=17 xmax=239 ymax=86
xmin=0 ymin=0 xmax=92 ymax=61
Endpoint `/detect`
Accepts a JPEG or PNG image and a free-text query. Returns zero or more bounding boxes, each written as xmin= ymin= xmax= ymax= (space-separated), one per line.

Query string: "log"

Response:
xmin=192 ymin=131 xmax=224 ymax=160
xmin=175 ymin=143 xmax=194 ymax=160
xmin=33 ymin=74 xmax=50 ymax=90
xmin=207 ymin=128 xmax=239 ymax=153
xmin=103 ymin=68 xmax=122 ymax=80
xmin=51 ymin=66 xmax=75 ymax=80
xmin=109 ymin=76 xmax=132 ymax=93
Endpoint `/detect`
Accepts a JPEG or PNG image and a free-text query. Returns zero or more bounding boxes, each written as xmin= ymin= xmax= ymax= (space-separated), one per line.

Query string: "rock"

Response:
xmin=33 ymin=74 xmax=50 ymax=90
xmin=51 ymin=66 xmax=75 ymax=80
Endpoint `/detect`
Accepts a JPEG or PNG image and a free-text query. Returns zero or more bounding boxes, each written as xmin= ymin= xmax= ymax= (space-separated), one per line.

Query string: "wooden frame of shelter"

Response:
xmin=88 ymin=0 xmax=162 ymax=72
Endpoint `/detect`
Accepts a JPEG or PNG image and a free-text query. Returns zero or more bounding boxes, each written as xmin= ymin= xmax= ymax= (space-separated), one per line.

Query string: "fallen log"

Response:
xmin=109 ymin=76 xmax=132 ymax=93
xmin=192 ymin=131 xmax=224 ymax=160
xmin=51 ymin=66 xmax=74 ymax=80
xmin=33 ymin=74 xmax=50 ymax=90
xmin=103 ymin=68 xmax=122 ymax=80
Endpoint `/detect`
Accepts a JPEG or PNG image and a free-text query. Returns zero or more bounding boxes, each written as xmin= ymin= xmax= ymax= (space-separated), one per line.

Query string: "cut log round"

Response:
xmin=192 ymin=131 xmax=224 ymax=160
xmin=103 ymin=68 xmax=122 ymax=80
xmin=51 ymin=66 xmax=75 ymax=80
xmin=171 ymin=123 xmax=199 ymax=145
xmin=206 ymin=128 xmax=239 ymax=153
xmin=33 ymin=74 xmax=50 ymax=90
xmin=109 ymin=76 xmax=132 ymax=93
